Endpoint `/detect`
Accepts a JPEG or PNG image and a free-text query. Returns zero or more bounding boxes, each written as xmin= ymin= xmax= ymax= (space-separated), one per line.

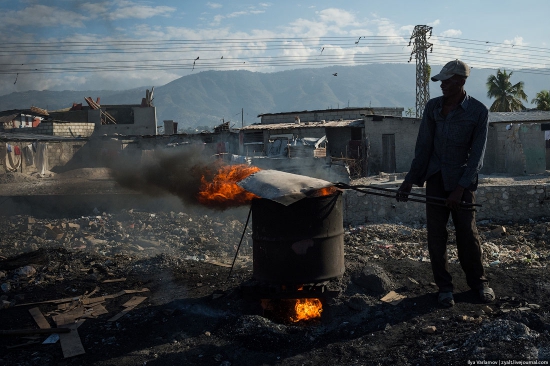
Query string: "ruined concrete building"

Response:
xmin=365 ymin=110 xmax=550 ymax=176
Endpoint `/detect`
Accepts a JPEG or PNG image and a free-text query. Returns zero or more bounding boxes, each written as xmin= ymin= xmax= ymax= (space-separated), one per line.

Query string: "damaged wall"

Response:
xmin=0 ymin=141 xmax=87 ymax=173
xmin=482 ymin=123 xmax=546 ymax=175
xmin=47 ymin=141 xmax=87 ymax=169
xmin=15 ymin=122 xmax=96 ymax=138
xmin=90 ymin=106 xmax=157 ymax=136
xmin=2 ymin=121 xmax=95 ymax=137
xmin=343 ymin=182 xmax=550 ymax=225
xmin=364 ymin=116 xmax=420 ymax=174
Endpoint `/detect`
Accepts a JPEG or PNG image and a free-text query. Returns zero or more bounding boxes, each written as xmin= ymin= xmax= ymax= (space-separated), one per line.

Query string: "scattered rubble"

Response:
xmin=345 ymin=221 xmax=550 ymax=268
xmin=0 ymin=210 xmax=549 ymax=365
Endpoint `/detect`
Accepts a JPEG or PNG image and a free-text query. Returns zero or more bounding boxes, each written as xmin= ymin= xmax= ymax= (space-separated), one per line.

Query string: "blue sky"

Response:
xmin=0 ymin=0 xmax=549 ymax=95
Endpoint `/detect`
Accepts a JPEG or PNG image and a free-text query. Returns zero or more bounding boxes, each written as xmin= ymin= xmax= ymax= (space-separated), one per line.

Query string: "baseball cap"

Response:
xmin=431 ymin=59 xmax=470 ymax=81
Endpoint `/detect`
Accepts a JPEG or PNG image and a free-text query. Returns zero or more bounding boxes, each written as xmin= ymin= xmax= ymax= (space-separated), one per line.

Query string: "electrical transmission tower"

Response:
xmin=408 ymin=25 xmax=433 ymax=118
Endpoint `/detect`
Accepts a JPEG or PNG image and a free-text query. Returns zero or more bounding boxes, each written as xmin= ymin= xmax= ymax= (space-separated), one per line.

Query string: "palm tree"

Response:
xmin=486 ymin=69 xmax=528 ymax=112
xmin=531 ymin=90 xmax=550 ymax=111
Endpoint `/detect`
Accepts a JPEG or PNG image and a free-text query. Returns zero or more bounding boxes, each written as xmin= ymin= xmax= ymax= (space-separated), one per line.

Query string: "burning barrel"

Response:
xmin=251 ymin=192 xmax=345 ymax=284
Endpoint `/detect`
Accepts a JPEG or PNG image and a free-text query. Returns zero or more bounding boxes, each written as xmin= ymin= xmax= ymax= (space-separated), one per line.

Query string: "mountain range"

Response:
xmin=1 ymin=64 xmax=549 ymax=130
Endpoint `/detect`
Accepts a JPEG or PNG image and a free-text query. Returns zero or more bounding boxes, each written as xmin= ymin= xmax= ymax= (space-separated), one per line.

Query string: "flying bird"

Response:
xmin=332 ymin=73 xmax=337 ymax=76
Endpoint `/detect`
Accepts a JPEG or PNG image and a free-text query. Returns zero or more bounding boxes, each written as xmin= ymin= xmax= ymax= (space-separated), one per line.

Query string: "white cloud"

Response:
xmin=209 ymin=9 xmax=265 ymax=26
xmin=206 ymin=2 xmax=222 ymax=9
xmin=227 ymin=11 xmax=248 ymax=18
xmin=317 ymin=8 xmax=359 ymax=28
xmin=428 ymin=19 xmax=440 ymax=27
xmin=440 ymin=29 xmax=462 ymax=37
xmin=0 ymin=5 xmax=87 ymax=28
xmin=108 ymin=4 xmax=175 ymax=20
xmin=0 ymin=5 xmax=490 ymax=94
xmin=503 ymin=36 xmax=526 ymax=46
xmin=211 ymin=14 xmax=225 ymax=26
xmin=370 ymin=17 xmax=412 ymax=44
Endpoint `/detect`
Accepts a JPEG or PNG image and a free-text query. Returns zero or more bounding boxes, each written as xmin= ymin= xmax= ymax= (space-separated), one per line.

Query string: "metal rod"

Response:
xmin=228 ymin=205 xmax=252 ymax=279
xmin=351 ymin=184 xmax=482 ymax=207
xmin=333 ymin=183 xmax=478 ymax=211
xmin=350 ymin=188 xmax=475 ymax=210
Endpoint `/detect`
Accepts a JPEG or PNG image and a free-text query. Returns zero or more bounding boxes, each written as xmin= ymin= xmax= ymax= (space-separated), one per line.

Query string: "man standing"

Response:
xmin=397 ymin=59 xmax=495 ymax=307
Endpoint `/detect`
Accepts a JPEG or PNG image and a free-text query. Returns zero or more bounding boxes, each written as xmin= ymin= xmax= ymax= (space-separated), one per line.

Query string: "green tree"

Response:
xmin=405 ymin=107 xmax=415 ymax=117
xmin=531 ymin=90 xmax=550 ymax=111
xmin=486 ymin=69 xmax=528 ymax=112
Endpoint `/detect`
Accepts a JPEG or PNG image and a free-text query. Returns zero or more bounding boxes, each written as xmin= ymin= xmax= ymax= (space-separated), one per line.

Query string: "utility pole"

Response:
xmin=241 ymin=108 xmax=244 ymax=128
xmin=408 ymin=25 xmax=433 ymax=119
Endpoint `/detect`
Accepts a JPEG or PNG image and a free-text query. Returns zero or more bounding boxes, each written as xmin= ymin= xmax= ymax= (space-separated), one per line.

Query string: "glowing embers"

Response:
xmin=309 ymin=186 xmax=338 ymax=198
xmin=261 ymin=298 xmax=323 ymax=323
xmin=197 ymin=164 xmax=261 ymax=208
xmin=290 ymin=298 xmax=323 ymax=322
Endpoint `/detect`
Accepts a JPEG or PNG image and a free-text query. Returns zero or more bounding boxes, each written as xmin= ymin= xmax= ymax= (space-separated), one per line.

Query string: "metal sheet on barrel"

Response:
xmin=237 ymin=170 xmax=333 ymax=205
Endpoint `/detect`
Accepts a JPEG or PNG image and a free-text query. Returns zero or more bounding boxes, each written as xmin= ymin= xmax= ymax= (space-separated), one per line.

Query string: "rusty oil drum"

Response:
xmin=251 ymin=193 xmax=345 ymax=284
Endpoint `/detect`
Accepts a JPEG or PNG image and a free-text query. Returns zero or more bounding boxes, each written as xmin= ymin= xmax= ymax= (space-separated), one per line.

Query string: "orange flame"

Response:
xmin=290 ymin=298 xmax=323 ymax=322
xmin=310 ymin=186 xmax=337 ymax=197
xmin=198 ymin=164 xmax=261 ymax=207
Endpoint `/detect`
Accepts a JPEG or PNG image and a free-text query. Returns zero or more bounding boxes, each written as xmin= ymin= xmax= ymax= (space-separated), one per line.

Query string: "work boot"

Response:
xmin=438 ymin=291 xmax=454 ymax=308
xmin=479 ymin=285 xmax=495 ymax=303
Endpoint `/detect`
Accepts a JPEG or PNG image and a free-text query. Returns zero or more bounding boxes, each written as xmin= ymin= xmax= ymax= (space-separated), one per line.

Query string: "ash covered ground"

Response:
xmin=0 ymin=171 xmax=549 ymax=365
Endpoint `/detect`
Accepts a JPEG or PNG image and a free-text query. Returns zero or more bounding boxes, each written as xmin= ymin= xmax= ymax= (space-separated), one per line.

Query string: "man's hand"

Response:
xmin=446 ymin=185 xmax=465 ymax=210
xmin=396 ymin=181 xmax=413 ymax=202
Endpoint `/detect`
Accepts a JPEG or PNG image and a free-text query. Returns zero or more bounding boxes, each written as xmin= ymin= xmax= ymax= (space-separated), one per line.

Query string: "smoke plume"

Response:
xmin=109 ymin=145 xmax=218 ymax=207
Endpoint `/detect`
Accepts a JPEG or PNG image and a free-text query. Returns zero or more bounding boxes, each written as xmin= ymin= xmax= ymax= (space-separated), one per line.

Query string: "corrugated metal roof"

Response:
xmin=0 ymin=132 xmax=87 ymax=142
xmin=489 ymin=111 xmax=550 ymax=123
xmin=257 ymin=107 xmax=374 ymax=117
xmin=256 ymin=106 xmax=405 ymax=117
xmin=240 ymin=119 xmax=364 ymax=131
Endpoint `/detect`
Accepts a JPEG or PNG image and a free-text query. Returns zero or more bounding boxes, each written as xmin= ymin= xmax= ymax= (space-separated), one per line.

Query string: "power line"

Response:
xmin=434 ymin=35 xmax=550 ymax=53
xmin=0 ymin=34 xmax=548 ymax=78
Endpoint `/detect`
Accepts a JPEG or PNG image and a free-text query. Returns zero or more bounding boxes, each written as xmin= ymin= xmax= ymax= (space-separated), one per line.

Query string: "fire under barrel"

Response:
xmin=251 ymin=193 xmax=345 ymax=284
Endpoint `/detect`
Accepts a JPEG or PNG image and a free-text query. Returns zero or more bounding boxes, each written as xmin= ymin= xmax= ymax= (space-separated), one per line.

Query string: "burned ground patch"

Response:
xmin=0 ymin=211 xmax=549 ymax=365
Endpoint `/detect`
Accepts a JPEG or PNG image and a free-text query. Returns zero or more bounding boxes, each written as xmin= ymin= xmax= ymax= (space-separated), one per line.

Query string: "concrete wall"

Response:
xmin=483 ymin=123 xmax=546 ymax=175
xmin=343 ymin=182 xmax=550 ymax=225
xmin=364 ymin=116 xmax=420 ymax=174
xmin=5 ymin=122 xmax=95 ymax=137
xmin=0 ymin=141 xmax=88 ymax=173
xmin=260 ymin=107 xmax=404 ymax=124
xmin=46 ymin=122 xmax=94 ymax=137
xmin=47 ymin=141 xmax=88 ymax=168
xmin=91 ymin=106 xmax=157 ymax=136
